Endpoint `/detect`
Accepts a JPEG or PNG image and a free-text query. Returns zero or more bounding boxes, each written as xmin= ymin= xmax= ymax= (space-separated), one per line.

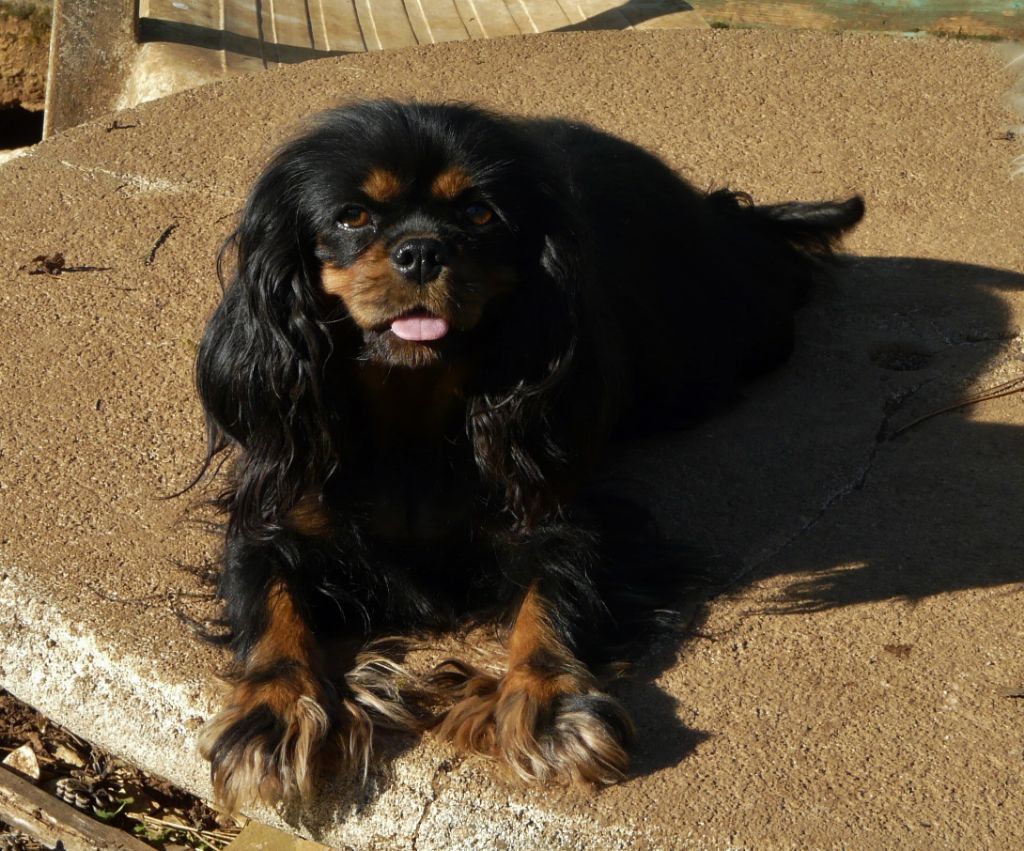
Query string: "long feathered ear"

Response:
xmin=195 ymin=153 xmax=336 ymax=540
xmin=468 ymin=181 xmax=615 ymax=531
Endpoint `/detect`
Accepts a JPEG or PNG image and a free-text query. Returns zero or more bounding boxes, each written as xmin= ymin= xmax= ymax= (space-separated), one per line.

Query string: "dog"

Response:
xmin=193 ymin=99 xmax=864 ymax=810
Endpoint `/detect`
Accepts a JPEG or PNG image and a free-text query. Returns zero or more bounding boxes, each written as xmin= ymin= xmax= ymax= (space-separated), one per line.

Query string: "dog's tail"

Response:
xmin=709 ymin=191 xmax=865 ymax=257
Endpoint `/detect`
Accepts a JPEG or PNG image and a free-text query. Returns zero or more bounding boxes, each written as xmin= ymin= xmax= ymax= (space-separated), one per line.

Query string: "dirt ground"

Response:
xmin=1 ymin=25 xmax=1024 ymax=851
xmin=0 ymin=689 xmax=239 ymax=850
xmin=0 ymin=1 xmax=48 ymax=111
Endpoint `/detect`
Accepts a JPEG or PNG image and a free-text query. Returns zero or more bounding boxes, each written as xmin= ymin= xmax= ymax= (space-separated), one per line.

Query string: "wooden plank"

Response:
xmin=578 ymin=0 xmax=634 ymax=17
xmin=411 ymin=0 xmax=472 ymax=43
xmin=144 ymin=0 xmax=221 ymax=28
xmin=354 ymin=0 xmax=419 ymax=50
xmin=626 ymin=2 xmax=710 ymax=30
xmin=631 ymin=10 xmax=709 ymax=29
xmin=453 ymin=0 xmax=522 ymax=38
xmin=43 ymin=0 xmax=140 ymax=137
xmin=562 ymin=1 xmax=707 ymax=31
xmin=555 ymin=0 xmax=587 ymax=25
xmin=571 ymin=0 xmax=636 ymax=30
xmin=507 ymin=0 xmax=573 ymax=34
xmin=223 ymin=0 xmax=272 ymax=70
xmin=316 ymin=0 xmax=368 ymax=52
xmin=0 ymin=765 xmax=152 ymax=851
xmin=266 ymin=0 xmax=318 ymax=51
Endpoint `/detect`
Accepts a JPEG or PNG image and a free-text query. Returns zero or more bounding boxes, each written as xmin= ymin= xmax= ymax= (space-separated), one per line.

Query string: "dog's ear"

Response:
xmin=196 ymin=151 xmax=336 ymax=538
xmin=469 ymin=179 xmax=616 ymax=530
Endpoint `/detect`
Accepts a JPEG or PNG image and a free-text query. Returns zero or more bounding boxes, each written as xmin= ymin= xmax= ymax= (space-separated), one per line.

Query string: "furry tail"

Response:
xmin=710 ymin=191 xmax=865 ymax=256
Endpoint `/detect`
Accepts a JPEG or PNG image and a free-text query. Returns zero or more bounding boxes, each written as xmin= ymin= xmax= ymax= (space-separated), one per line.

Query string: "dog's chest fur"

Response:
xmin=348 ymin=362 xmax=477 ymax=543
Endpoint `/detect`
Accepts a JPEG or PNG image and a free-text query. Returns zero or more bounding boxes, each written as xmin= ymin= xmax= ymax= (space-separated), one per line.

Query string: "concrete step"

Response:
xmin=4 ymin=27 xmax=1024 ymax=850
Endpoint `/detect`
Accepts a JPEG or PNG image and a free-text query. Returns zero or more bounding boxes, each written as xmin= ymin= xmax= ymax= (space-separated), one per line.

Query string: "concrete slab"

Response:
xmin=3 ymin=27 xmax=1024 ymax=849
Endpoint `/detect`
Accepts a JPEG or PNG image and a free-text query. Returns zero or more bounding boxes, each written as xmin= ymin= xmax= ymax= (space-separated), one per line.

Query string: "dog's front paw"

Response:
xmin=435 ymin=660 xmax=632 ymax=786
xmin=494 ymin=675 xmax=633 ymax=786
xmin=432 ymin=659 xmax=502 ymax=753
xmin=199 ymin=668 xmax=371 ymax=811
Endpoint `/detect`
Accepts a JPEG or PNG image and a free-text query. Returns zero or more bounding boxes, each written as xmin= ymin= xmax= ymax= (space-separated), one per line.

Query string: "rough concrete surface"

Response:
xmin=1 ymin=28 xmax=1024 ymax=849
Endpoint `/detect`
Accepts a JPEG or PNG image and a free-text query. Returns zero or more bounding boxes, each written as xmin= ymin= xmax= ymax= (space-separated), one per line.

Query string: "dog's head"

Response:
xmin=198 ymin=101 xmax=584 ymax=533
xmin=233 ymin=101 xmax=570 ymax=370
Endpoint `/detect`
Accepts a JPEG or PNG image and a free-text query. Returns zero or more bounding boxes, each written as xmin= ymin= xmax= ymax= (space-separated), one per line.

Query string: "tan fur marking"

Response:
xmin=201 ymin=617 xmax=427 ymax=811
xmin=199 ymin=583 xmax=333 ymax=812
xmin=321 ymin=244 xmax=390 ymax=298
xmin=320 ymin=244 xmax=399 ymax=330
xmin=436 ymin=584 xmax=631 ymax=786
xmin=286 ymin=496 xmax=333 ymax=538
xmin=507 ymin=586 xmax=561 ymax=666
xmin=431 ymin=167 xmax=473 ymax=200
xmin=362 ymin=167 xmax=405 ymax=202
xmin=252 ymin=582 xmax=313 ymax=668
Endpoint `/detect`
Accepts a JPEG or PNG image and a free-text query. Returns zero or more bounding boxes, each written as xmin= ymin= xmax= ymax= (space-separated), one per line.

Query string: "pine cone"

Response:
xmin=54 ymin=755 xmax=131 ymax=811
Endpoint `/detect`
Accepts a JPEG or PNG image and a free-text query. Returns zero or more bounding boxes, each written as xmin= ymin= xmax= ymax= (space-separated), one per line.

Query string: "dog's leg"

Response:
xmin=198 ymin=535 xmax=378 ymax=811
xmin=438 ymin=579 xmax=632 ymax=785
xmin=199 ymin=577 xmax=362 ymax=811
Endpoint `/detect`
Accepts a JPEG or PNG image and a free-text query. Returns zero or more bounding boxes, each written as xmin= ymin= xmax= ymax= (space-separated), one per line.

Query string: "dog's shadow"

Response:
xmin=272 ymin=255 xmax=1024 ymax=832
xmin=600 ymin=254 xmax=1024 ymax=773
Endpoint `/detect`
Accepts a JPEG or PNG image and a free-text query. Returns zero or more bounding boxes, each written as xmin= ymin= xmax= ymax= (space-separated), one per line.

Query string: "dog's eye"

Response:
xmin=464 ymin=202 xmax=494 ymax=226
xmin=338 ymin=205 xmax=371 ymax=229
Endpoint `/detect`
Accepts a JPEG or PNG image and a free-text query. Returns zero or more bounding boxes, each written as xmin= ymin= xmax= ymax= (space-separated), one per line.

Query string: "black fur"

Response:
xmin=194 ymin=100 xmax=863 ymax=805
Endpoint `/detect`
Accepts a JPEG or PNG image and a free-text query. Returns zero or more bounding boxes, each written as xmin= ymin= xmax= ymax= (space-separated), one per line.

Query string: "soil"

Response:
xmin=0 ymin=1 xmax=48 ymax=151
xmin=0 ymin=691 xmax=240 ymax=850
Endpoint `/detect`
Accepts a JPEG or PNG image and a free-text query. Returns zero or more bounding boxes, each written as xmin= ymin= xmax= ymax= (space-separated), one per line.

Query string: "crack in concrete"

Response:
xmin=410 ymin=755 xmax=461 ymax=850
xmin=54 ymin=160 xmax=243 ymax=202
xmin=739 ymin=383 xmax=926 ymax=580
xmin=57 ymin=159 xmax=186 ymax=195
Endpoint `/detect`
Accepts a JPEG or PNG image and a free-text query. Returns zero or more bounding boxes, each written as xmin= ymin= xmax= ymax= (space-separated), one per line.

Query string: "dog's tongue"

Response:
xmin=390 ymin=314 xmax=449 ymax=342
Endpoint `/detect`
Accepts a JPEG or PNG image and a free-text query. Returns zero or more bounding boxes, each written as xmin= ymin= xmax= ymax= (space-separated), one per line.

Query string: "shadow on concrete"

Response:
xmin=748 ymin=258 xmax=1024 ymax=612
xmin=627 ymin=254 xmax=1024 ymax=613
xmin=586 ymin=255 xmax=1024 ymax=775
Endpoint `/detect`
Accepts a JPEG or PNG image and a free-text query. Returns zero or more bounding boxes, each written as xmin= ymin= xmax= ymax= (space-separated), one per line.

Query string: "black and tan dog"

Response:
xmin=194 ymin=99 xmax=864 ymax=810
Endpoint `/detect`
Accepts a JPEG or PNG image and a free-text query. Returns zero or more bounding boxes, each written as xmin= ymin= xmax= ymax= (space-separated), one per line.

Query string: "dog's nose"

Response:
xmin=390 ymin=238 xmax=447 ymax=284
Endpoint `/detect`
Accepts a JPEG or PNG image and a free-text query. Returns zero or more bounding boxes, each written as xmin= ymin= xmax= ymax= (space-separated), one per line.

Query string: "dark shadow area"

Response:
xmin=619 ymin=256 xmax=1024 ymax=615
xmin=555 ymin=0 xmax=695 ymax=32
xmin=610 ymin=624 xmax=714 ymax=778
xmin=0 ymin=105 xmax=43 ymax=149
xmin=581 ymin=254 xmax=1024 ymax=776
xmin=755 ymin=258 xmax=1024 ymax=612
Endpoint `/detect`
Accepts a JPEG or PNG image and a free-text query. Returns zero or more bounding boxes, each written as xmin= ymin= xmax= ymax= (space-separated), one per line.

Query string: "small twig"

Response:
xmin=890 ymin=373 xmax=1024 ymax=438
xmin=145 ymin=223 xmax=179 ymax=267
xmin=128 ymin=811 xmax=238 ymax=847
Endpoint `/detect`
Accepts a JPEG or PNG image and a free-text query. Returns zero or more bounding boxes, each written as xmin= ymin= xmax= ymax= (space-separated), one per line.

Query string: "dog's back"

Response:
xmin=529 ymin=118 xmax=864 ymax=431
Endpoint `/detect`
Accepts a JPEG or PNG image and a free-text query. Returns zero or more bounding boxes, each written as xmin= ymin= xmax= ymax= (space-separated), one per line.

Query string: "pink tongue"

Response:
xmin=390 ymin=314 xmax=449 ymax=341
